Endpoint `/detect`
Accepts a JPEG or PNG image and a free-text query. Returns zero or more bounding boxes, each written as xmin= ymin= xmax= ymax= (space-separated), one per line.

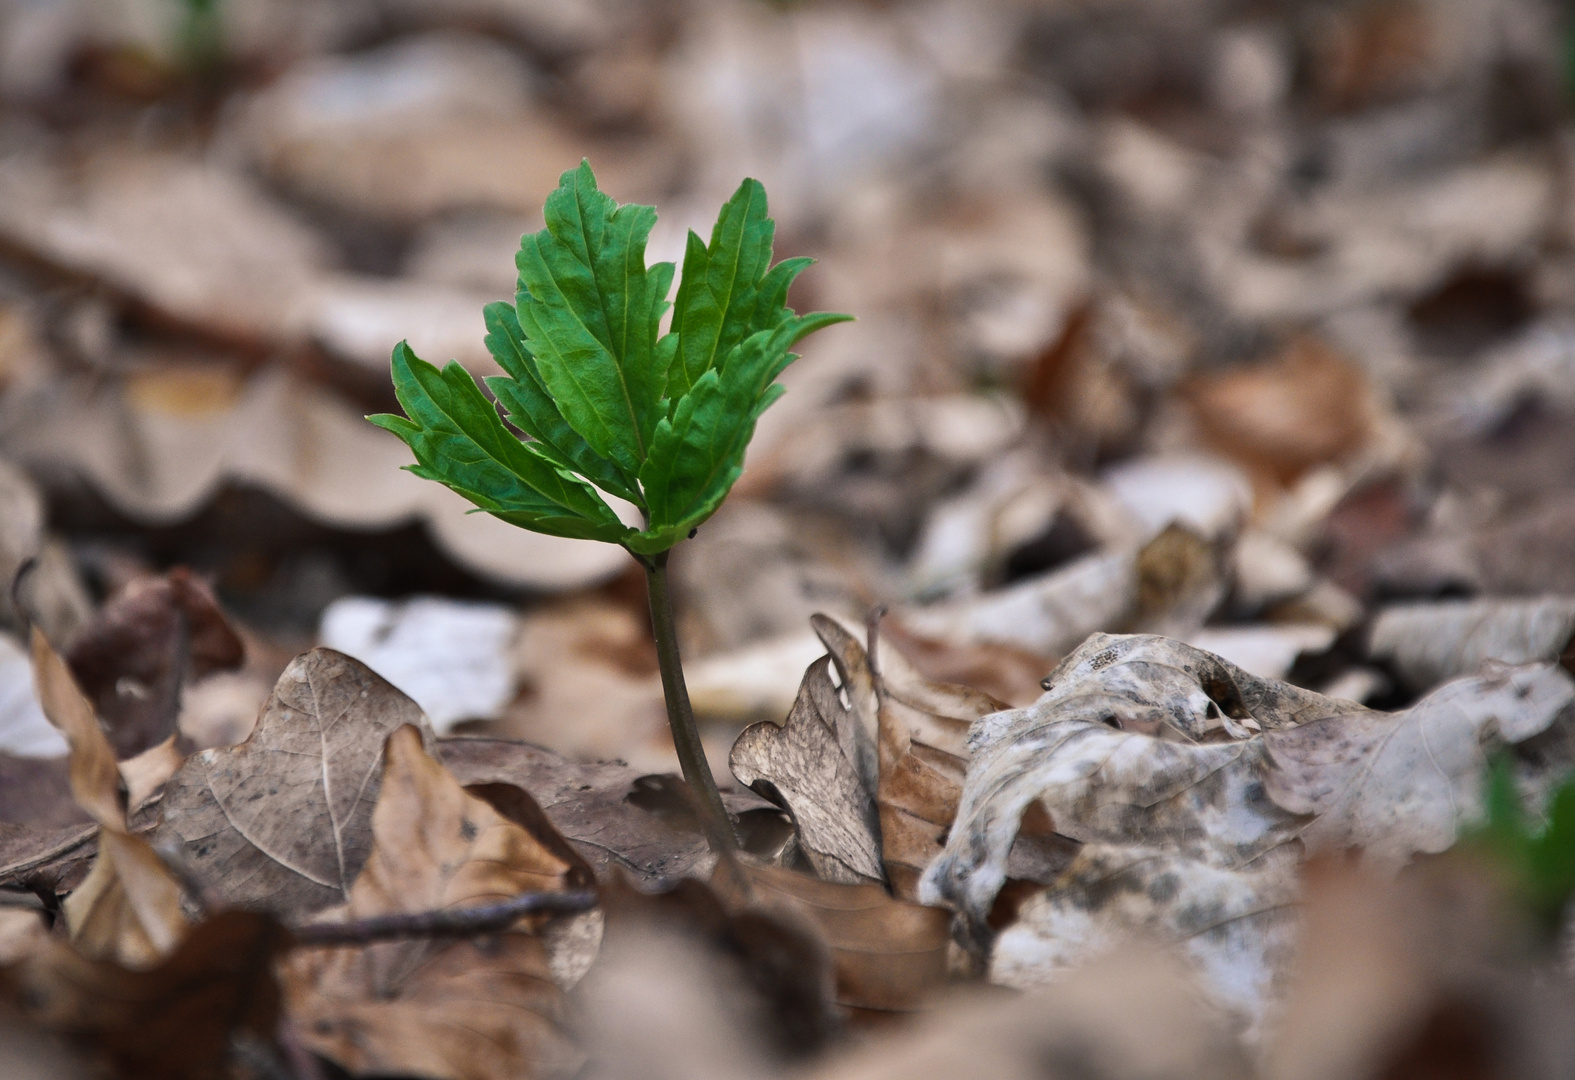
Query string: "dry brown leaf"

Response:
xmin=283 ymin=726 xmax=584 ymax=1080
xmin=1262 ymin=662 xmax=1575 ymax=865
xmin=990 ymin=844 xmax=1300 ymax=1035
xmin=873 ymin=629 xmax=1008 ymax=902
xmin=3 ymin=910 xmax=283 ymax=1080
xmin=439 ymin=738 xmax=783 ymax=885
xmin=65 ymin=568 xmax=244 ymax=758
xmin=719 ymin=861 xmax=952 ymax=1019
xmin=30 ymin=629 xmax=121 ymax=830
xmin=1187 ymin=337 xmax=1376 ymax=488
xmin=730 ymin=654 xmax=884 ymax=885
xmin=155 ymin=648 xmax=435 ymax=918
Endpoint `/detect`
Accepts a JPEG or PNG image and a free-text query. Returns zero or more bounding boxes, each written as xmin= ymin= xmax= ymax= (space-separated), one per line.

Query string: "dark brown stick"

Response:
xmin=288 ymin=889 xmax=599 ymax=948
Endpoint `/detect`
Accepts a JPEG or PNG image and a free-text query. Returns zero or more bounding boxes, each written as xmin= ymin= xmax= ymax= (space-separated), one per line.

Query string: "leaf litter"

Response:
xmin=5 ymin=0 xmax=1575 ymax=1074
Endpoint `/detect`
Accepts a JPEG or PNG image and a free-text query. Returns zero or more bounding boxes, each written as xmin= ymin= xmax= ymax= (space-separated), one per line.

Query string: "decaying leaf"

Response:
xmin=283 ymin=726 xmax=584 ymax=1080
xmin=925 ymin=634 xmax=1575 ymax=932
xmin=1368 ymin=596 xmax=1575 ymax=692
xmin=721 ymin=861 xmax=952 ymax=1019
xmin=1262 ymin=662 xmax=1575 ymax=865
xmin=155 ymin=648 xmax=435 ymax=918
xmin=730 ymin=654 xmax=884 ymax=885
xmin=3 ymin=910 xmax=283 ymax=1080
xmin=65 ymin=568 xmax=244 ymax=759
xmin=989 ymin=845 xmax=1300 ymax=1035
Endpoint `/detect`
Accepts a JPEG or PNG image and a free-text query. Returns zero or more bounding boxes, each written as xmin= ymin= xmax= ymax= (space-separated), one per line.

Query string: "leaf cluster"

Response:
xmin=370 ymin=162 xmax=850 ymax=557
xmin=1468 ymin=756 xmax=1575 ymax=935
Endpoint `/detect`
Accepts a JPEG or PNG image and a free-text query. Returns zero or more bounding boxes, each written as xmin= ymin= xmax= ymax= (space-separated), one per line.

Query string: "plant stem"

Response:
xmin=643 ymin=550 xmax=737 ymax=848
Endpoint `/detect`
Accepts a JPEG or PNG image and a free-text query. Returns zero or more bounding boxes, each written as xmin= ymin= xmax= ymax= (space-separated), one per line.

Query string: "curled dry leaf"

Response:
xmin=283 ymin=726 xmax=585 ymax=1080
xmin=2 ymin=910 xmax=283 ymax=1080
xmin=1367 ymin=596 xmax=1575 ymax=692
xmin=720 ymin=861 xmax=952 ymax=1019
xmin=730 ymin=654 xmax=884 ymax=885
xmin=990 ymin=845 xmax=1300 ymax=1035
xmin=65 ymin=568 xmax=244 ymax=759
xmin=1262 ymin=662 xmax=1575 ymax=865
xmin=30 ymin=629 xmax=121 ymax=830
xmin=61 ymin=830 xmax=189 ymax=971
xmin=873 ymin=629 xmax=1010 ymax=902
xmin=155 ymin=648 xmax=435 ymax=919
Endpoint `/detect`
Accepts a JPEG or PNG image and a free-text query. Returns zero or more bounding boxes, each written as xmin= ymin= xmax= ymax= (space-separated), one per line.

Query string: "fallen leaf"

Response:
xmin=61 ymin=829 xmax=189 ymax=970
xmin=1187 ymin=337 xmax=1377 ymax=488
xmin=283 ymin=726 xmax=584 ymax=1080
xmin=1367 ymin=596 xmax=1575 ymax=692
xmin=730 ymin=655 xmax=884 ymax=885
xmin=3 ymin=910 xmax=283 ymax=1080
xmin=919 ymin=633 xmax=1371 ymax=938
xmin=155 ymin=648 xmax=435 ymax=918
xmin=721 ymin=861 xmax=952 ymax=1019
xmin=30 ymin=629 xmax=121 ymax=829
xmin=873 ymin=629 xmax=1008 ymax=902
xmin=989 ymin=845 xmax=1300 ymax=1035
xmin=1262 ymin=662 xmax=1575 ymax=865
xmin=440 ymin=738 xmax=785 ymax=886
xmin=65 ymin=568 xmax=244 ymax=758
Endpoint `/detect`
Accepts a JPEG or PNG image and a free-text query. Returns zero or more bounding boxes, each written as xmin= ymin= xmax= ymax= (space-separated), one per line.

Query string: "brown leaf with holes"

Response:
xmin=66 ymin=568 xmax=244 ymax=759
xmin=283 ymin=726 xmax=585 ymax=1080
xmin=717 ymin=861 xmax=952 ymax=1019
xmin=154 ymin=648 xmax=434 ymax=919
xmin=730 ymin=653 xmax=884 ymax=885
xmin=3 ymin=909 xmax=283 ymax=1080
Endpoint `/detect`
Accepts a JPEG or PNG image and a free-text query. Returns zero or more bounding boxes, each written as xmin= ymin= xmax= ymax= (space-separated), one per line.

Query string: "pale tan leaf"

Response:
xmin=1368 ymin=596 xmax=1575 ymax=692
xmin=283 ymin=726 xmax=585 ymax=1080
xmin=990 ymin=845 xmax=1300 ymax=1035
xmin=62 ymin=830 xmax=189 ymax=970
xmin=154 ymin=648 xmax=435 ymax=918
xmin=1263 ymin=662 xmax=1575 ymax=864
xmin=30 ymin=629 xmax=120 ymax=829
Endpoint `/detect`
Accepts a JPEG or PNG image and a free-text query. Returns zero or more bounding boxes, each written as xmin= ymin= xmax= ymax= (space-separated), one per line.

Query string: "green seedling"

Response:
xmin=1465 ymin=755 xmax=1575 ymax=939
xmin=371 ymin=162 xmax=851 ymax=844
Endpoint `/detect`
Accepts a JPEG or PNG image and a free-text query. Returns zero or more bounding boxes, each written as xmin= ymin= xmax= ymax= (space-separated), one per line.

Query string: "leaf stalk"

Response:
xmin=642 ymin=550 xmax=737 ymax=848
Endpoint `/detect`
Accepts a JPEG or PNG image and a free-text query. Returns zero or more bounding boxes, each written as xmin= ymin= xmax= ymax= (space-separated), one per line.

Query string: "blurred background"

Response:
xmin=0 ymin=0 xmax=1572 ymax=775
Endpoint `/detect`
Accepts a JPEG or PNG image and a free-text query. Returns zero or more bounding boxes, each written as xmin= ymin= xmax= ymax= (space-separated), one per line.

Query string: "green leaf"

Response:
xmin=371 ymin=342 xmax=634 ymax=544
xmin=482 ymin=300 xmax=642 ymax=506
xmin=513 ymin=162 xmax=674 ymax=478
xmin=633 ymin=322 xmax=799 ymax=550
xmin=665 ymin=179 xmax=776 ymax=400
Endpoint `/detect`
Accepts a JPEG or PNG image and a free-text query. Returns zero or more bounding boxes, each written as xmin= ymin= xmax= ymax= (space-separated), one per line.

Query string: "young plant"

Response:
xmin=370 ymin=162 xmax=851 ymax=845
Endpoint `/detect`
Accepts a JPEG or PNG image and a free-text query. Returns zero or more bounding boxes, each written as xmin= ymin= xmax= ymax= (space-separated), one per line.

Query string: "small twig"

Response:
xmin=288 ymin=889 xmax=599 ymax=948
